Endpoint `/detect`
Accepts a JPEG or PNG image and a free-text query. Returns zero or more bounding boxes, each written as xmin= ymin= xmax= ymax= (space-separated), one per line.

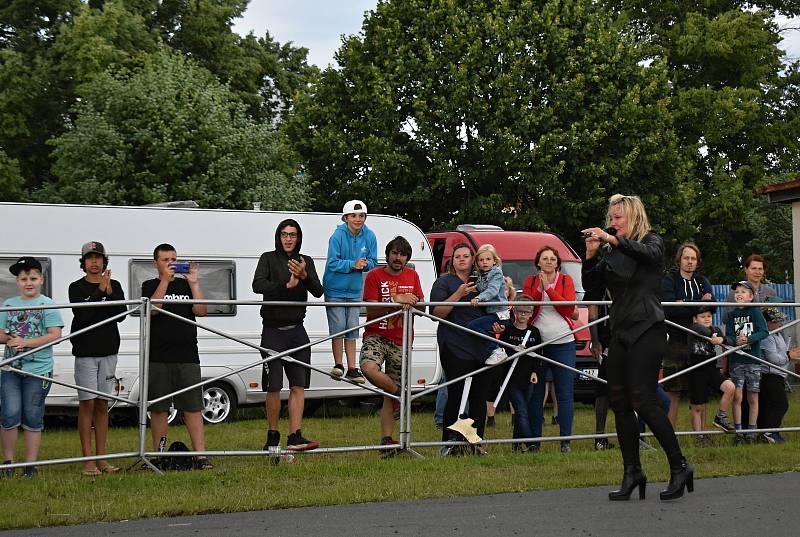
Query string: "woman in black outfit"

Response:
xmin=582 ymin=194 xmax=692 ymax=501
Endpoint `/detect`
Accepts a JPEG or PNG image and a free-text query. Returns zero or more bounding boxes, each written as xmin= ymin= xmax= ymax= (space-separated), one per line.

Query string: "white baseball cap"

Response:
xmin=341 ymin=199 xmax=367 ymax=221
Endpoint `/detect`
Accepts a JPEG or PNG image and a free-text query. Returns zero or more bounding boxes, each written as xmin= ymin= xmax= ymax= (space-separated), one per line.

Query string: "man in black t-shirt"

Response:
xmin=69 ymin=241 xmax=127 ymax=475
xmin=142 ymin=243 xmax=211 ymax=469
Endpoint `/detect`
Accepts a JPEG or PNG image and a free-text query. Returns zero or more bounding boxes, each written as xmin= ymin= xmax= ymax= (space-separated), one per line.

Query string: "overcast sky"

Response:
xmin=233 ymin=2 xmax=800 ymax=68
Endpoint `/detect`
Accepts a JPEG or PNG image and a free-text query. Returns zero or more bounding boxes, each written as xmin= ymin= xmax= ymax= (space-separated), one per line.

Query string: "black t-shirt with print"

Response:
xmin=501 ymin=323 xmax=542 ymax=387
xmin=142 ymin=277 xmax=199 ymax=364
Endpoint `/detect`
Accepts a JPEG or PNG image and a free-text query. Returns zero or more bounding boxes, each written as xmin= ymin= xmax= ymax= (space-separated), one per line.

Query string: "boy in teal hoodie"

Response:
xmin=724 ymin=280 xmax=769 ymax=444
xmin=323 ymin=200 xmax=378 ymax=383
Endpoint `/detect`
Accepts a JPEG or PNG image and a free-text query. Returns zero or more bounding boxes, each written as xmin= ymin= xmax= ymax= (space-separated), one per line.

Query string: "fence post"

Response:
xmin=399 ymin=307 xmax=411 ymax=450
xmin=137 ymin=297 xmax=160 ymax=472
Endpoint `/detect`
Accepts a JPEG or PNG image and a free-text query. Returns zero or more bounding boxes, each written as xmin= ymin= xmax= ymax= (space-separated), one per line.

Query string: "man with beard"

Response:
xmin=359 ymin=236 xmax=424 ymax=455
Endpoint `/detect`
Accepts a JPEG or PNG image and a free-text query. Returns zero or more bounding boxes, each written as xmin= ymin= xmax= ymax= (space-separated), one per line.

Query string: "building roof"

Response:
xmin=758 ymin=178 xmax=800 ymax=204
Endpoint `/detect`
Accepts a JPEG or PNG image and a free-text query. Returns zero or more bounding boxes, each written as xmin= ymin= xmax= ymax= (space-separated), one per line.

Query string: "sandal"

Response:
xmin=82 ymin=467 xmax=102 ymax=477
xmin=99 ymin=464 xmax=120 ymax=474
xmin=195 ymin=456 xmax=214 ymax=470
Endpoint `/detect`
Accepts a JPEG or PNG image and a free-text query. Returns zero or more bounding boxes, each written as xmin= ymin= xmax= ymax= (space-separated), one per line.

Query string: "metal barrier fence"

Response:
xmin=1 ymin=298 xmax=798 ymax=473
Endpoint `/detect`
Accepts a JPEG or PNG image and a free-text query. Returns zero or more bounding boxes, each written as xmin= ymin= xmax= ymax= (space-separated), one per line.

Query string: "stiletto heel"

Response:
xmin=660 ymin=457 xmax=693 ymax=500
xmin=609 ymin=465 xmax=647 ymax=501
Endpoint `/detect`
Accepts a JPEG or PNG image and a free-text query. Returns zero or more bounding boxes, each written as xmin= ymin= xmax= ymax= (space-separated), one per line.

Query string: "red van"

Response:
xmin=426 ymin=225 xmax=599 ymax=401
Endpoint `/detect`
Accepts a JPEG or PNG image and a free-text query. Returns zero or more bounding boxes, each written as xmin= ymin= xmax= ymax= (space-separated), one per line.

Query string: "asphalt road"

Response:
xmin=4 ymin=472 xmax=799 ymax=537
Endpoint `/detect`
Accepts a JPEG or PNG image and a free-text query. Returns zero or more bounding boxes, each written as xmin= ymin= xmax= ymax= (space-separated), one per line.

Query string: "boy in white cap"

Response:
xmin=322 ymin=200 xmax=378 ymax=383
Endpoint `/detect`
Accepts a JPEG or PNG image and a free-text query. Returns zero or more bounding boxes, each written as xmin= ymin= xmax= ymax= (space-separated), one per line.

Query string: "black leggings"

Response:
xmin=440 ymin=345 xmax=489 ymax=442
xmin=607 ymin=323 xmax=683 ymax=468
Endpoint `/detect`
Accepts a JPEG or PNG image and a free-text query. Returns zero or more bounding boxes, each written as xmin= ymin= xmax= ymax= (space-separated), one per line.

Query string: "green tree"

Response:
xmin=286 ymin=0 xmax=692 ymax=244
xmin=130 ymin=0 xmax=317 ymax=123
xmin=43 ymin=49 xmax=311 ymax=210
xmin=608 ymin=1 xmax=800 ymax=280
xmin=0 ymin=149 xmax=25 ymax=200
xmin=51 ymin=0 xmax=159 ymax=88
xmin=1 ymin=0 xmax=315 ymax=198
xmin=0 ymin=1 xmax=80 ymax=193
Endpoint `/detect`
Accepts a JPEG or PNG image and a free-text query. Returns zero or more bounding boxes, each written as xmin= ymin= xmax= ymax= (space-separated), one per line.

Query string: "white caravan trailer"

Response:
xmin=0 ymin=202 xmax=441 ymax=423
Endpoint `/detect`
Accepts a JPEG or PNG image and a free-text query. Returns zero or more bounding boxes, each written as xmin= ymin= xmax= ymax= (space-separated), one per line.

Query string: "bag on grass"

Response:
xmin=159 ymin=441 xmax=195 ymax=471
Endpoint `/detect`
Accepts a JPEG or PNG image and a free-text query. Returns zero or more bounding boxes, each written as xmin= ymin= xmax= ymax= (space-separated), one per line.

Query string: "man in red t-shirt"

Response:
xmin=360 ymin=236 xmax=424 ymax=453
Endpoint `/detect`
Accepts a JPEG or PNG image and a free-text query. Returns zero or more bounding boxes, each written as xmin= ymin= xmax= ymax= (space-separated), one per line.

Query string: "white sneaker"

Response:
xmin=485 ymin=347 xmax=507 ymax=365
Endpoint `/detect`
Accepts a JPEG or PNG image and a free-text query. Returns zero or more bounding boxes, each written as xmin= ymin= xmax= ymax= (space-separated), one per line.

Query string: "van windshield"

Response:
xmin=502 ymin=260 xmax=584 ymax=300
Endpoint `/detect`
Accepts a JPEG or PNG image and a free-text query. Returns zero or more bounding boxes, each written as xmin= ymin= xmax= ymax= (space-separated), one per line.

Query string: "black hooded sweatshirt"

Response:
xmin=252 ymin=221 xmax=324 ymax=327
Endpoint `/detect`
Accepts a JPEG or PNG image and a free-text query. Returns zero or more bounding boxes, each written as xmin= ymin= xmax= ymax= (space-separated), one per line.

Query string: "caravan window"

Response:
xmin=0 ymin=257 xmax=52 ymax=301
xmin=128 ymin=260 xmax=237 ymax=315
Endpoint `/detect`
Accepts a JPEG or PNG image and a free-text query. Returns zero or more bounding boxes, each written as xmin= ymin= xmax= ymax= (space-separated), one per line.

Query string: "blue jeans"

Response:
xmin=434 ymin=372 xmax=447 ymax=425
xmin=531 ymin=342 xmax=576 ymax=440
xmin=1 ymin=370 xmax=52 ymax=432
xmin=508 ymin=382 xmax=536 ymax=441
xmin=466 ymin=314 xmax=504 ymax=358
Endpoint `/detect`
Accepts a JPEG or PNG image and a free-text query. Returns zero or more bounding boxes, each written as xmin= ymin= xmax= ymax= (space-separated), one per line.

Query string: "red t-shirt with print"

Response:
xmin=362 ymin=267 xmax=424 ymax=346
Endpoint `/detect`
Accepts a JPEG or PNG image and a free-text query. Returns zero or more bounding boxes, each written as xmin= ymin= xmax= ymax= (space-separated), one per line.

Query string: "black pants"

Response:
xmin=607 ymin=323 xmax=683 ymax=468
xmin=758 ymin=373 xmax=789 ymax=429
xmin=440 ymin=345 xmax=488 ymax=442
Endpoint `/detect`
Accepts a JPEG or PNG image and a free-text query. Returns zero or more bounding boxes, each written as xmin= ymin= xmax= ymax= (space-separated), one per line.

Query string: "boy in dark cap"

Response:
xmin=687 ymin=305 xmax=735 ymax=446
xmin=68 ymin=241 xmax=126 ymax=475
xmin=0 ymin=257 xmax=64 ymax=478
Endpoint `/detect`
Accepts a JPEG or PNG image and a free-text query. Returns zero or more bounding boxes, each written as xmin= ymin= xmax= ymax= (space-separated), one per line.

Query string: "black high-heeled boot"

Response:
xmin=660 ymin=457 xmax=694 ymax=500
xmin=608 ymin=465 xmax=647 ymax=501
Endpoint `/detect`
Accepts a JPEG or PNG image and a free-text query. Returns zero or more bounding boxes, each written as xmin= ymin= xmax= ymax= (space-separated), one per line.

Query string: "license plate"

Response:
xmin=579 ymin=368 xmax=599 ymax=381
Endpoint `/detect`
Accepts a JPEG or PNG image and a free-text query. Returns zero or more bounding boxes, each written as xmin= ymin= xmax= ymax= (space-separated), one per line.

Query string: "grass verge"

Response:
xmin=2 ymin=397 xmax=800 ymax=530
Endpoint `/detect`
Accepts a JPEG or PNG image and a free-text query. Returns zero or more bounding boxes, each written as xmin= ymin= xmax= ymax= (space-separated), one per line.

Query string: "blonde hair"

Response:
xmin=475 ymin=244 xmax=502 ymax=267
xmin=606 ymin=194 xmax=651 ymax=242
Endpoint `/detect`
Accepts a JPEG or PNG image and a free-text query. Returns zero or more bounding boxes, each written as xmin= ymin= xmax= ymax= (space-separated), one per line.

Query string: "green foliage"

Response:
xmin=0 ymin=149 xmax=26 ymax=200
xmin=609 ymin=1 xmax=800 ymax=280
xmin=0 ymin=0 xmax=315 ymax=202
xmin=287 ymin=0 xmax=692 ymax=245
xmin=43 ymin=49 xmax=311 ymax=210
xmin=746 ymin=196 xmax=794 ymax=283
xmin=130 ymin=0 xmax=318 ymax=123
xmin=51 ymin=0 xmax=159 ymax=87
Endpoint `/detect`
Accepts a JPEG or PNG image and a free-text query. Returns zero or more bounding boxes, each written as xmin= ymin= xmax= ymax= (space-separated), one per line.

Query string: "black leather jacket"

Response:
xmin=582 ymin=232 xmax=665 ymax=346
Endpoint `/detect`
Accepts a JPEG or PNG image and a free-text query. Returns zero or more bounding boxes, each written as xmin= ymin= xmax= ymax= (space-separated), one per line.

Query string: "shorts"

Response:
xmin=661 ymin=338 xmax=689 ymax=392
xmin=359 ymin=335 xmax=402 ymax=384
xmin=260 ymin=325 xmax=312 ymax=392
xmin=74 ymin=355 xmax=118 ymax=401
xmin=688 ymin=363 xmax=727 ymax=405
xmin=1 ymin=370 xmax=52 ymax=432
xmin=729 ymin=362 xmax=761 ymax=392
xmin=325 ymin=296 xmax=360 ymax=340
xmin=147 ymin=362 xmax=204 ymax=412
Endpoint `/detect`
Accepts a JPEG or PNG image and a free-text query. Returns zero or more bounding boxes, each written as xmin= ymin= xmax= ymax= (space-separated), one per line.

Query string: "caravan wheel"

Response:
xmin=202 ymin=383 xmax=237 ymax=424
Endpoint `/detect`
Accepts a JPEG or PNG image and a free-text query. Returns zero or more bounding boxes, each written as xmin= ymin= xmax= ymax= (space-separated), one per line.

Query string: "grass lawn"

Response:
xmin=2 ymin=395 xmax=800 ymax=530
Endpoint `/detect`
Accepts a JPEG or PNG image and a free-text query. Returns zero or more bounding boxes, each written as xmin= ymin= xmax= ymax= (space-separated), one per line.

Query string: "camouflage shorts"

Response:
xmin=359 ymin=335 xmax=402 ymax=384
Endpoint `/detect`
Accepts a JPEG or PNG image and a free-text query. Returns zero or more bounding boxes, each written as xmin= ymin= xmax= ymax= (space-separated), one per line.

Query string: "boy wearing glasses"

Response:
xmin=497 ymin=295 xmax=542 ymax=452
xmin=253 ymin=219 xmax=323 ymax=454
